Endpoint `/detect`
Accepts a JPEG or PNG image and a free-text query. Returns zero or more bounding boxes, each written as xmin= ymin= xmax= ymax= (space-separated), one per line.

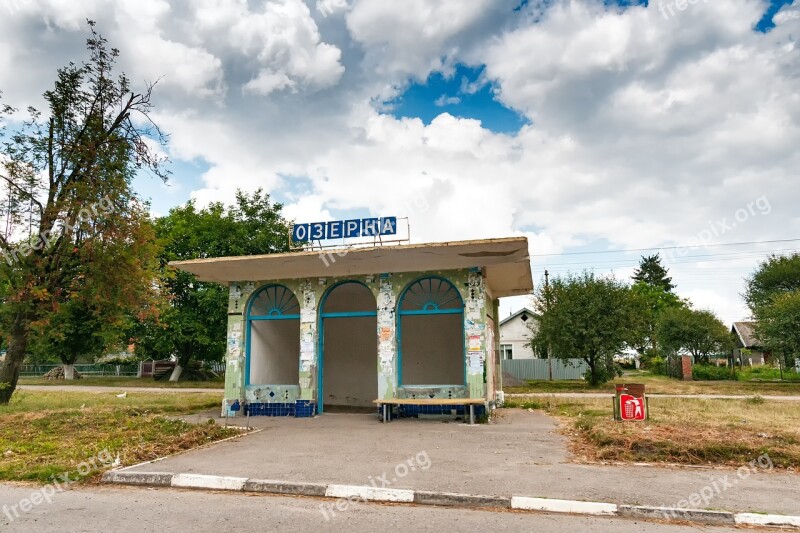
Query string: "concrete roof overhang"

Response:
xmin=170 ymin=237 xmax=533 ymax=298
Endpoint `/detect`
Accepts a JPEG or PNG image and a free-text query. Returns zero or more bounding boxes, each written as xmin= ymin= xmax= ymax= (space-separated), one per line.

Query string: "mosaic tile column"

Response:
xmin=299 ymin=281 xmax=318 ymax=401
xmin=465 ymin=270 xmax=487 ymax=399
xmin=222 ymin=282 xmax=248 ymax=416
xmin=376 ymin=275 xmax=397 ymax=400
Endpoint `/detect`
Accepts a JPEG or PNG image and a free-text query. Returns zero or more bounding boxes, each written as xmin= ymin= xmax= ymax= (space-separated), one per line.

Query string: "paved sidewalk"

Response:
xmin=123 ymin=410 xmax=800 ymax=516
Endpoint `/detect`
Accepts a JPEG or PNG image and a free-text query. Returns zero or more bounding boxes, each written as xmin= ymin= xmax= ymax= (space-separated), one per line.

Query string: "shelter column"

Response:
xmin=376 ymin=275 xmax=397 ymax=400
xmin=222 ymin=282 xmax=246 ymax=417
xmin=299 ymin=281 xmax=318 ymax=402
xmin=465 ymin=270 xmax=487 ymax=399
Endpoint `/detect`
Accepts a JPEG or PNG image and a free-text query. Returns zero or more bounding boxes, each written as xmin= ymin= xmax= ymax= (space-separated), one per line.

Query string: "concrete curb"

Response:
xmin=101 ymin=471 xmax=173 ymax=487
xmin=243 ymin=479 xmax=327 ymax=497
xmin=101 ymin=472 xmax=800 ymax=528
xmin=413 ymin=490 xmax=510 ymax=508
xmin=511 ymin=496 xmax=617 ymax=516
xmin=171 ymin=473 xmax=247 ymax=491
xmin=326 ymin=484 xmax=414 ymax=503
xmin=618 ymin=505 xmax=735 ymax=526
xmin=735 ymin=513 xmax=800 ymax=527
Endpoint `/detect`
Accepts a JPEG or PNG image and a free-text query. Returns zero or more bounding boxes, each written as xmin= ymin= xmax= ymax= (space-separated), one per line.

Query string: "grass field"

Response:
xmin=19 ymin=377 xmax=224 ymax=388
xmin=0 ymin=389 xmax=237 ymax=483
xmin=505 ymin=374 xmax=800 ymax=396
xmin=505 ymin=396 xmax=800 ymax=468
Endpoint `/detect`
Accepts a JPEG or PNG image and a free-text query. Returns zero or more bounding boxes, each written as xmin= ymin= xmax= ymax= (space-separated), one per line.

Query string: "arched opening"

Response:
xmin=246 ymin=285 xmax=300 ymax=386
xmin=398 ymin=276 xmax=464 ymax=385
xmin=319 ymin=281 xmax=377 ymax=412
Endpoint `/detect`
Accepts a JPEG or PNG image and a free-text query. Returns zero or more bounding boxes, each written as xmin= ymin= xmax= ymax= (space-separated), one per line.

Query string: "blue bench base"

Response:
xmin=243 ymin=400 xmax=317 ymax=417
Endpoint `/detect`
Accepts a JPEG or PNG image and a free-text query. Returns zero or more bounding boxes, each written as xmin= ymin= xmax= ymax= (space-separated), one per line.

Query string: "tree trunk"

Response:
xmin=169 ymin=363 xmax=183 ymax=382
xmin=63 ymin=364 xmax=75 ymax=380
xmin=0 ymin=315 xmax=29 ymax=404
xmin=586 ymin=358 xmax=597 ymax=385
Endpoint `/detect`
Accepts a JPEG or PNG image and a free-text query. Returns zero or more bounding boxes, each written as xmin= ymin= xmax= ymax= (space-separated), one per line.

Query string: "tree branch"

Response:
xmin=0 ymin=174 xmax=44 ymax=216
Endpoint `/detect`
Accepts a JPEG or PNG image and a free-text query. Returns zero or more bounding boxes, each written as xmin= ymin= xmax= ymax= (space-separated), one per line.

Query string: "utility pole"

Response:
xmin=545 ymin=270 xmax=553 ymax=381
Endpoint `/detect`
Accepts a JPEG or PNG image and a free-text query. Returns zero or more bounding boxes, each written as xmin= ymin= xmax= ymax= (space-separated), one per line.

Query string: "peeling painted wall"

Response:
xmin=221 ymin=268 xmax=491 ymax=416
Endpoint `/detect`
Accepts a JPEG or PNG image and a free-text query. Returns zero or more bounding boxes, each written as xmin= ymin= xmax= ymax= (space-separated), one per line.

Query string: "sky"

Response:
xmin=0 ymin=0 xmax=798 ymax=325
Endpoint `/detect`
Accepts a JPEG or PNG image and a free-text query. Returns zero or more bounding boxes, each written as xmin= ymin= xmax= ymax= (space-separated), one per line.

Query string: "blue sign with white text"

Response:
xmin=292 ymin=217 xmax=397 ymax=243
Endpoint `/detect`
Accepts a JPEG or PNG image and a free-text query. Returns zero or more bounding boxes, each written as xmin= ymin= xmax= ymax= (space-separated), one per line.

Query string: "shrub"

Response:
xmin=738 ymin=365 xmax=800 ymax=382
xmin=648 ymin=356 xmax=667 ymax=376
xmin=692 ymin=364 xmax=734 ymax=381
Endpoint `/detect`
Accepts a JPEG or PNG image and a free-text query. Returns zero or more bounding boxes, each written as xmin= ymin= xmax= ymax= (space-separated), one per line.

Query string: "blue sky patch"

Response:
xmin=385 ymin=64 xmax=529 ymax=135
xmin=133 ymin=158 xmax=209 ymax=216
xmin=755 ymin=0 xmax=795 ymax=31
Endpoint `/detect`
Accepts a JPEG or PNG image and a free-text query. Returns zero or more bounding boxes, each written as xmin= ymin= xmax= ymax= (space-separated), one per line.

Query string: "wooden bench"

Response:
xmin=373 ymin=398 xmax=486 ymax=424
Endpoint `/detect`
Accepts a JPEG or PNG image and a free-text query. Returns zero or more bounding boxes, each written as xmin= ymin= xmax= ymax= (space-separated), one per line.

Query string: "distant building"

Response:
xmin=731 ymin=321 xmax=767 ymax=366
xmin=498 ymin=308 xmax=538 ymax=360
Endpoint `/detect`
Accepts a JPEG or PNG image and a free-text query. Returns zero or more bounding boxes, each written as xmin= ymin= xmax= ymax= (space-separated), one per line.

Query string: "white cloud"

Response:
xmin=316 ymin=0 xmax=350 ymax=18
xmin=434 ymin=95 xmax=461 ymax=106
xmin=123 ymin=35 xmax=225 ymax=98
xmin=1 ymin=0 xmax=798 ymax=325
xmin=346 ymin=0 xmax=512 ymax=80
xmin=231 ymin=0 xmax=344 ymax=95
xmin=282 ymin=194 xmax=334 ymax=224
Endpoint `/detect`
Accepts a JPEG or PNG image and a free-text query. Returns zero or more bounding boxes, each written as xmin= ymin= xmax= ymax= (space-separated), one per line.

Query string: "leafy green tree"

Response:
xmin=134 ymin=190 xmax=292 ymax=381
xmin=629 ymin=255 xmax=683 ymax=367
xmin=745 ymin=254 xmax=800 ymax=368
xmin=0 ymin=24 xmax=165 ymax=399
xmin=657 ymin=307 xmax=733 ymax=365
xmin=756 ymin=291 xmax=800 ymax=368
xmin=744 ymin=253 xmax=800 ymax=312
xmin=629 ymin=281 xmax=685 ymax=366
xmin=633 ymin=254 xmax=676 ymax=292
xmin=29 ymin=203 xmax=159 ymax=378
xmin=532 ymin=271 xmax=637 ymax=386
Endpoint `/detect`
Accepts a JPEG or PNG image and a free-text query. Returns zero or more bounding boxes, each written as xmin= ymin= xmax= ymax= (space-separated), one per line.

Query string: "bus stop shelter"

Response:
xmin=170 ymin=236 xmax=533 ymax=418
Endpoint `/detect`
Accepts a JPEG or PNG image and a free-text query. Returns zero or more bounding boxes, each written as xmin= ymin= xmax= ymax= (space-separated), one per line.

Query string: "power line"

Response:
xmin=534 ymin=247 xmax=799 ymax=269
xmin=530 ymin=238 xmax=800 ymax=258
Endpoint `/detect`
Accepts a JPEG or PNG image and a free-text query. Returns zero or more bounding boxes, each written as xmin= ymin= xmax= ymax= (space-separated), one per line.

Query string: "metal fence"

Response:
xmin=20 ymin=364 xmax=139 ymax=377
xmin=21 ymin=361 xmax=226 ymax=378
xmin=502 ymin=358 xmax=588 ymax=381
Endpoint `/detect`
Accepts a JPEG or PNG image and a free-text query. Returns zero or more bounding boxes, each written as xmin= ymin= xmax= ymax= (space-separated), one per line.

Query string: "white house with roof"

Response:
xmin=498 ymin=307 xmax=538 ymax=360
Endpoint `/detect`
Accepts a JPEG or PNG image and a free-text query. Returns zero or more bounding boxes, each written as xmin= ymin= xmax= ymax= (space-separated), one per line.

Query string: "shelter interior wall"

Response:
xmin=249 ymin=319 xmax=300 ymax=385
xmin=401 ymin=313 xmax=464 ymax=385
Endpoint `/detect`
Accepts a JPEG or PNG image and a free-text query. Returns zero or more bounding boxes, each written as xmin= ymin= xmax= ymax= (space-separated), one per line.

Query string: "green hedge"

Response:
xmin=690 ymin=364 xmax=800 ymax=382
xmin=691 ymin=364 xmax=735 ymax=381
xmin=738 ymin=366 xmax=800 ymax=382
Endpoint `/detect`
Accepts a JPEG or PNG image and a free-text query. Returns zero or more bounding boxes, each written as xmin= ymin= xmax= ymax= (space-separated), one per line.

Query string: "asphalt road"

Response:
xmin=0 ymin=484 xmax=740 ymax=533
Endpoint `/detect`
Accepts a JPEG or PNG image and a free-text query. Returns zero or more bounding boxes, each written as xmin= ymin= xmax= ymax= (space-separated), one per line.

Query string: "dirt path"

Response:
xmin=18 ymin=385 xmax=222 ymax=394
xmin=19 ymin=385 xmax=800 ymax=400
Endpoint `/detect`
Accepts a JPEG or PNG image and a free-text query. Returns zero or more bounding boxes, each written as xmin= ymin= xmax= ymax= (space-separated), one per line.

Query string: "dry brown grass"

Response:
xmin=0 ymin=391 xmax=240 ymax=483
xmin=506 ymin=396 xmax=800 ymax=468
xmin=505 ymin=375 xmax=800 ymax=396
